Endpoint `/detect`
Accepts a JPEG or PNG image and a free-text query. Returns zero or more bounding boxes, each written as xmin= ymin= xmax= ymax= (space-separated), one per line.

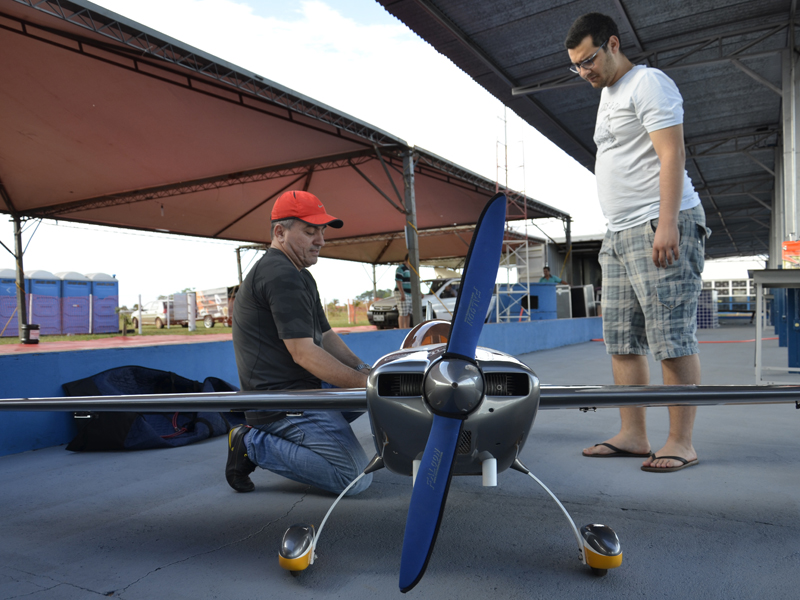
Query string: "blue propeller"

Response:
xmin=399 ymin=193 xmax=507 ymax=592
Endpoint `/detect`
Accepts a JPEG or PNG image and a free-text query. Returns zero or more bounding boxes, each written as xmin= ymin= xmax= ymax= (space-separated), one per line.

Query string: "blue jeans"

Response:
xmin=244 ymin=410 xmax=373 ymax=496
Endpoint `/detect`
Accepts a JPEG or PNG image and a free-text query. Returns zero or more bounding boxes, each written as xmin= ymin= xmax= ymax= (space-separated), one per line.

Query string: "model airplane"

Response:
xmin=2 ymin=193 xmax=799 ymax=592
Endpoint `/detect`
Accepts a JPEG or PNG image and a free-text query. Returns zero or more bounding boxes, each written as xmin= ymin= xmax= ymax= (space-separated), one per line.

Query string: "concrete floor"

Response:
xmin=1 ymin=320 xmax=798 ymax=600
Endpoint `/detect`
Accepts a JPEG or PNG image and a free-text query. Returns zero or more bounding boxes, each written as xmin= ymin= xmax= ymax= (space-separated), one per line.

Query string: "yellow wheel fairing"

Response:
xmin=279 ymin=548 xmax=313 ymax=571
xmin=584 ymin=546 xmax=622 ymax=570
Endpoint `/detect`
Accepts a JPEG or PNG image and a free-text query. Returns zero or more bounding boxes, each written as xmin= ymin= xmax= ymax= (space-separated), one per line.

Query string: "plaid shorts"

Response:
xmin=394 ymin=289 xmax=412 ymax=316
xmin=599 ymin=204 xmax=709 ymax=361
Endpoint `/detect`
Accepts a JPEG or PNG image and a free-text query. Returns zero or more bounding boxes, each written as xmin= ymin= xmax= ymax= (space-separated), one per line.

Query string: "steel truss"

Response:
xmin=512 ymin=18 xmax=794 ymax=95
xmin=509 ymin=17 xmax=790 ymax=260
xmin=21 ymin=149 xmax=384 ymax=218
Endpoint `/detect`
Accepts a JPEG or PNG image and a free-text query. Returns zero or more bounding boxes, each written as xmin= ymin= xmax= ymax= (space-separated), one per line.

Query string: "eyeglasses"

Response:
xmin=569 ymin=41 xmax=606 ymax=74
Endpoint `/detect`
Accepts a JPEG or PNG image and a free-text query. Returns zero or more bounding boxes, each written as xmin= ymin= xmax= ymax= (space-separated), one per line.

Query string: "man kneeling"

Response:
xmin=226 ymin=190 xmax=373 ymax=495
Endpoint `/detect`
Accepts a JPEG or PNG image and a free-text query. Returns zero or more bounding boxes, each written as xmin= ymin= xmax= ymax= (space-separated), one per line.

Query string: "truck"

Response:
xmin=194 ymin=286 xmax=238 ymax=328
xmin=133 ymin=286 xmax=238 ymax=329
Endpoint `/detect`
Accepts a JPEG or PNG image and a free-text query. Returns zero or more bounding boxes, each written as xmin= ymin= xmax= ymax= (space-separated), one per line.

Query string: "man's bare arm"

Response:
xmin=283 ymin=336 xmax=368 ymax=388
xmin=321 ymin=329 xmax=368 ymax=369
xmin=649 ymin=124 xmax=686 ymax=268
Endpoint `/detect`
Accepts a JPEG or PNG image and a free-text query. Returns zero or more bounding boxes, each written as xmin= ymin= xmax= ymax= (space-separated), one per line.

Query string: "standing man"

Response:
xmin=565 ymin=13 xmax=709 ymax=472
xmin=539 ymin=266 xmax=562 ymax=284
xmin=226 ymin=190 xmax=373 ymax=495
xmin=394 ymin=254 xmax=412 ymax=329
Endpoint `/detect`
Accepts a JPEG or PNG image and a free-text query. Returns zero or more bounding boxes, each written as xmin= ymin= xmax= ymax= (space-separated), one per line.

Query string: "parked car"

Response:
xmin=367 ymin=278 xmax=496 ymax=329
xmin=132 ymin=300 xmax=169 ymax=329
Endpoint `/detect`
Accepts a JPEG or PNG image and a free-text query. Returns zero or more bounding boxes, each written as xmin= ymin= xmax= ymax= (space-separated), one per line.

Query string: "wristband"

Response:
xmin=355 ymin=363 xmax=371 ymax=372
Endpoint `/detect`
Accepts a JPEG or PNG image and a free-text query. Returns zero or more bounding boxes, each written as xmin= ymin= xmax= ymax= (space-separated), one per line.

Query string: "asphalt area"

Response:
xmin=0 ymin=319 xmax=798 ymax=600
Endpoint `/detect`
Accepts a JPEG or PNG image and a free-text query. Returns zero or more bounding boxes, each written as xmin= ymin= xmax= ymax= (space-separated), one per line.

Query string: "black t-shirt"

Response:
xmin=232 ymin=248 xmax=331 ymax=391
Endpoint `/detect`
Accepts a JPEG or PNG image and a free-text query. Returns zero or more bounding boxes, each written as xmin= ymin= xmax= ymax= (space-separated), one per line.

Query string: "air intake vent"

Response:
xmin=457 ymin=430 xmax=472 ymax=454
xmin=484 ymin=373 xmax=529 ymax=396
xmin=378 ymin=373 xmax=423 ymax=397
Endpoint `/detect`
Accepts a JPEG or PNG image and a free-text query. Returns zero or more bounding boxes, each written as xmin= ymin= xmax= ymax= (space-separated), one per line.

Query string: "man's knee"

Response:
xmin=661 ymin=353 xmax=700 ymax=368
xmin=660 ymin=353 xmax=701 ymax=384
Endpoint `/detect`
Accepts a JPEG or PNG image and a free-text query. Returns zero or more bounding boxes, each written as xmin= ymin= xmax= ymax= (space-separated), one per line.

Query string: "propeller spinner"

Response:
xmin=399 ymin=192 xmax=507 ymax=592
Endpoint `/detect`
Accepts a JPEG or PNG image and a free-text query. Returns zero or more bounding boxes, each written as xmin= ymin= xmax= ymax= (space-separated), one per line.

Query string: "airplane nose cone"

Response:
xmin=423 ymin=357 xmax=484 ymax=417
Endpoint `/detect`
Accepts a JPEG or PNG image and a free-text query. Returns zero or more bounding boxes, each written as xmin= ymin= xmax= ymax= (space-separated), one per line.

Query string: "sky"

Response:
xmin=0 ymin=0 xmax=765 ymax=307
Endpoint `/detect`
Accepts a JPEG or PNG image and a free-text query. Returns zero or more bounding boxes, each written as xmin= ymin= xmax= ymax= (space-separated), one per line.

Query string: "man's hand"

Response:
xmin=652 ymin=221 xmax=680 ymax=268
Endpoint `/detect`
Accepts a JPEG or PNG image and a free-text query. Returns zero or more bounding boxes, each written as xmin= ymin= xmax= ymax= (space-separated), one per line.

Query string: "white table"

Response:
xmin=753 ymin=269 xmax=800 ymax=383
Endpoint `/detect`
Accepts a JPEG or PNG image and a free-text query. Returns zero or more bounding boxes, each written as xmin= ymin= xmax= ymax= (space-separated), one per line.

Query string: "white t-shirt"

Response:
xmin=594 ymin=64 xmax=700 ymax=232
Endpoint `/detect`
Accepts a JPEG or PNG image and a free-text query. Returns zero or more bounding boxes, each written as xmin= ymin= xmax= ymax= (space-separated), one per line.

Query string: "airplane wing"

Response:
xmin=0 ymin=388 xmax=368 ymax=413
xmin=0 ymin=384 xmax=797 ymax=413
xmin=538 ymin=384 xmax=800 ymax=409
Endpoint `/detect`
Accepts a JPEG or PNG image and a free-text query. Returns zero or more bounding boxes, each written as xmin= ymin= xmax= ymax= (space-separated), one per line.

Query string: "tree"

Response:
xmin=356 ymin=288 xmax=392 ymax=302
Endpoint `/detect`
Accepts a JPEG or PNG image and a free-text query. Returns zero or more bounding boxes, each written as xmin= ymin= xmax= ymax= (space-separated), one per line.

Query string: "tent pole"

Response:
xmin=404 ymin=149 xmax=422 ymax=327
xmin=13 ymin=215 xmax=28 ymax=341
xmin=565 ymin=217 xmax=572 ymax=284
xmin=236 ymin=247 xmax=243 ymax=284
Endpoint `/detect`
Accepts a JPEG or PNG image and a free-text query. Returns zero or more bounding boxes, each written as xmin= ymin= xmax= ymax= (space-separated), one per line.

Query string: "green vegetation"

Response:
xmin=0 ymin=297 xmax=377 ymax=345
xmin=0 ymin=322 xmax=232 ymax=344
xmin=325 ymin=299 xmax=371 ymax=328
xmin=356 ymin=288 xmax=392 ymax=302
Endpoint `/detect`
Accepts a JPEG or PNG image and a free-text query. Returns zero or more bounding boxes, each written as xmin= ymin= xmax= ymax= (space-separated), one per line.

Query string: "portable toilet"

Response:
xmin=25 ymin=269 xmax=62 ymax=335
xmin=57 ymin=271 xmax=91 ymax=334
xmin=86 ymin=272 xmax=119 ymax=334
xmin=0 ymin=268 xmax=19 ymax=337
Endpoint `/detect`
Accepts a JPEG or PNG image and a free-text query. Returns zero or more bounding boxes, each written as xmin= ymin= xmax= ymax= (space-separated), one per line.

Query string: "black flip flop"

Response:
xmin=582 ymin=442 xmax=652 ymax=458
xmin=641 ymin=455 xmax=699 ymax=472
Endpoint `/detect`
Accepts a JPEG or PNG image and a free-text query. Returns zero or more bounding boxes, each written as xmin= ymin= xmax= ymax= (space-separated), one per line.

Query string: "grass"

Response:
xmin=0 ymin=322 xmax=232 ymax=344
xmin=1 ymin=309 xmax=372 ymax=344
xmin=326 ymin=306 xmax=371 ymax=328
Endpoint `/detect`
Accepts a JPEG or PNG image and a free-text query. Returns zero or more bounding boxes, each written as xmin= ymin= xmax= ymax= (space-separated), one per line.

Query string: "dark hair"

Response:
xmin=564 ymin=13 xmax=620 ymax=50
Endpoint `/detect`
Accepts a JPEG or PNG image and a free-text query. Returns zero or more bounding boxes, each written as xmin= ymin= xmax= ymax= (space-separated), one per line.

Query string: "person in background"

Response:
xmin=394 ymin=254 xmax=412 ymax=329
xmin=539 ymin=266 xmax=563 ymax=284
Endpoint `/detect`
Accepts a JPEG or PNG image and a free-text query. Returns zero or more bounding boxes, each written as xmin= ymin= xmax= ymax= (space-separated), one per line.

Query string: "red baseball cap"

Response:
xmin=271 ymin=190 xmax=343 ymax=228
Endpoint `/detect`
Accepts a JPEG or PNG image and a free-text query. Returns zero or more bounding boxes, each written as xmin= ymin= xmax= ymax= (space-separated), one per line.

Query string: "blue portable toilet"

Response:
xmin=25 ymin=269 xmax=62 ymax=335
xmin=57 ymin=271 xmax=91 ymax=334
xmin=86 ymin=272 xmax=119 ymax=334
xmin=0 ymin=268 xmax=19 ymax=337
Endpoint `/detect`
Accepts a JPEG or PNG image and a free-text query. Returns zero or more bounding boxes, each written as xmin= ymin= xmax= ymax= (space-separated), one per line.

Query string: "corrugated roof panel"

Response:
xmin=378 ymin=0 xmax=792 ymax=258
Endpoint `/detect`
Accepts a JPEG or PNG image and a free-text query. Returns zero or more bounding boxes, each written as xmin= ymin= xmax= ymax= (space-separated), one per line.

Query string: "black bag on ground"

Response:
xmin=63 ymin=365 xmax=245 ymax=451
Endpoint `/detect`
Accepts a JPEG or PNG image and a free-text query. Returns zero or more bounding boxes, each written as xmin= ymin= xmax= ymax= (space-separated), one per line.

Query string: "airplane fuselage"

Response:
xmin=367 ymin=344 xmax=540 ymax=477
